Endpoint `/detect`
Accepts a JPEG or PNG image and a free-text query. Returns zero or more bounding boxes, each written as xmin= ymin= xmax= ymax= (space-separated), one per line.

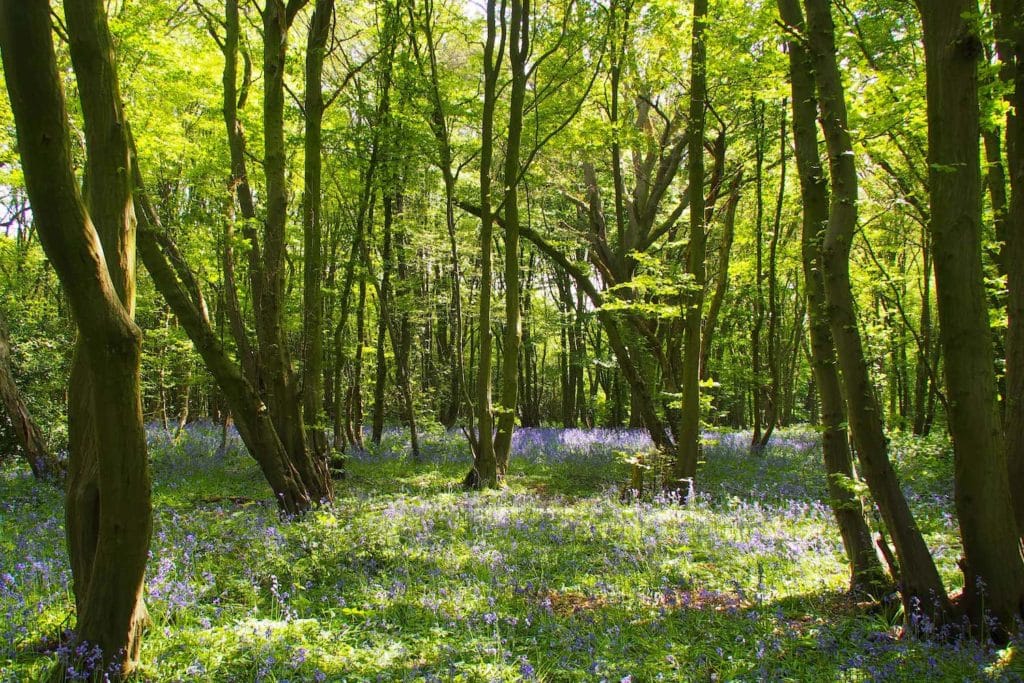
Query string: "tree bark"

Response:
xmin=803 ymin=0 xmax=951 ymax=624
xmin=778 ymin=0 xmax=890 ymax=595
xmin=916 ymin=0 xmax=1024 ymax=635
xmin=1 ymin=1 xmax=151 ymax=673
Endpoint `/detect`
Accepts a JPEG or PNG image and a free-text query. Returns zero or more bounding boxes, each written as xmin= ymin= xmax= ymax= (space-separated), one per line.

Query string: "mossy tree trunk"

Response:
xmin=778 ymin=0 xmax=890 ymax=596
xmin=803 ymin=0 xmax=951 ymax=625
xmin=301 ymin=0 xmax=335 ymax=474
xmin=0 ymin=0 xmax=151 ymax=674
xmin=916 ymin=0 xmax=1024 ymax=635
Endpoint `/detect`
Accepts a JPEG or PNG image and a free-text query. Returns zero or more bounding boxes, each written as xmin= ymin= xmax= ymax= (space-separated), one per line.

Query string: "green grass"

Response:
xmin=1 ymin=425 xmax=1021 ymax=681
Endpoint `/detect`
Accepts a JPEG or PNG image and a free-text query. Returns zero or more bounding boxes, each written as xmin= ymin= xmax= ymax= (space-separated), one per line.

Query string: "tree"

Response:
xmin=0 ymin=0 xmax=151 ymax=674
xmin=915 ymin=0 xmax=1024 ymax=635
xmin=467 ymin=0 xmax=495 ymax=487
xmin=302 ymin=0 xmax=336 ymax=476
xmin=407 ymin=0 xmax=471 ymax=431
xmin=992 ymin=0 xmax=1024 ymax=537
xmin=802 ymin=0 xmax=950 ymax=624
xmin=176 ymin=0 xmax=334 ymax=510
xmin=671 ymin=0 xmax=709 ymax=491
xmin=0 ymin=309 xmax=63 ymax=481
xmin=777 ymin=0 xmax=889 ymax=596
xmin=485 ymin=0 xmax=531 ymax=480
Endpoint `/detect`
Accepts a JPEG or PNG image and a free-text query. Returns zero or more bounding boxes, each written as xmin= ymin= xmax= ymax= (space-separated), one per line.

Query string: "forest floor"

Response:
xmin=2 ymin=425 xmax=1022 ymax=681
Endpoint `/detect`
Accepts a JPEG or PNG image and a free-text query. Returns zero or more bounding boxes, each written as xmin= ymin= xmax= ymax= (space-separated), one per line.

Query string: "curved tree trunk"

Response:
xmin=778 ymin=0 xmax=889 ymax=595
xmin=135 ymin=220 xmax=312 ymax=514
xmin=1 ymin=1 xmax=151 ymax=674
xmin=803 ymin=0 xmax=951 ymax=625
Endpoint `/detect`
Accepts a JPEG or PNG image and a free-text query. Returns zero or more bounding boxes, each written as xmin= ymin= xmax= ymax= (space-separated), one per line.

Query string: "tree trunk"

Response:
xmin=759 ymin=100 xmax=786 ymax=450
xmin=803 ymin=0 xmax=951 ymax=625
xmin=136 ymin=225 xmax=312 ymax=514
xmin=1 ymin=1 xmax=151 ymax=674
xmin=491 ymin=0 xmax=529 ymax=476
xmin=700 ymin=175 xmax=740 ymax=382
xmin=408 ymin=0 xmax=468 ymax=430
xmin=751 ymin=103 xmax=766 ymax=450
xmin=259 ymin=0 xmax=330 ymax=503
xmin=912 ymin=227 xmax=933 ymax=436
xmin=219 ymin=0 xmax=261 ymax=389
xmin=467 ymin=0 xmax=502 ymax=489
xmin=372 ymin=196 xmax=394 ymax=445
xmin=672 ymin=0 xmax=709 ymax=491
xmin=992 ymin=0 xmax=1024 ymax=539
xmin=301 ymin=0 xmax=334 ymax=471
xmin=389 ymin=199 xmax=421 ymax=460
xmin=778 ymin=0 xmax=890 ymax=595
xmin=917 ymin=0 xmax=1024 ymax=635
xmin=352 ymin=261 xmax=368 ymax=450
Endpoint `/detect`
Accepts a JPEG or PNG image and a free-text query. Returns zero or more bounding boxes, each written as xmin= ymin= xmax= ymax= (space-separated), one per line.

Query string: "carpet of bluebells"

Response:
xmin=2 ymin=424 xmax=1023 ymax=681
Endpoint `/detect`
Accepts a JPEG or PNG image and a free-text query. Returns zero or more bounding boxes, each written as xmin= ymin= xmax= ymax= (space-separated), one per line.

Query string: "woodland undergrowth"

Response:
xmin=1 ymin=425 xmax=1021 ymax=681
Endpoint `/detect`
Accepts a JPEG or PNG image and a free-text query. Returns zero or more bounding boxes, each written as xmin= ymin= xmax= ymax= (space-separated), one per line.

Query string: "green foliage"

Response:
xmin=0 ymin=240 xmax=73 ymax=450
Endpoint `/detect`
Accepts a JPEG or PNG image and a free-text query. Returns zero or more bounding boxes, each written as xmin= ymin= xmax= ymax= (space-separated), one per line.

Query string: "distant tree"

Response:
xmin=406 ymin=0 xmax=472 ymax=431
xmin=0 ymin=310 xmax=63 ymax=481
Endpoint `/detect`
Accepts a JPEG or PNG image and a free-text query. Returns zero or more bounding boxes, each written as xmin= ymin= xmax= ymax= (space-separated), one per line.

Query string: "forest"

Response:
xmin=0 ymin=0 xmax=1023 ymax=680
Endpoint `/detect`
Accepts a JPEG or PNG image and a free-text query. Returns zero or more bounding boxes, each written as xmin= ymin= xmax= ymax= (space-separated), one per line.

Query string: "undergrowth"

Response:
xmin=1 ymin=424 xmax=1021 ymax=681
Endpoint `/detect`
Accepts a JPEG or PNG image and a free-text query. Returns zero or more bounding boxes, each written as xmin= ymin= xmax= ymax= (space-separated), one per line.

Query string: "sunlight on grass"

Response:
xmin=1 ymin=424 xmax=1018 ymax=681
